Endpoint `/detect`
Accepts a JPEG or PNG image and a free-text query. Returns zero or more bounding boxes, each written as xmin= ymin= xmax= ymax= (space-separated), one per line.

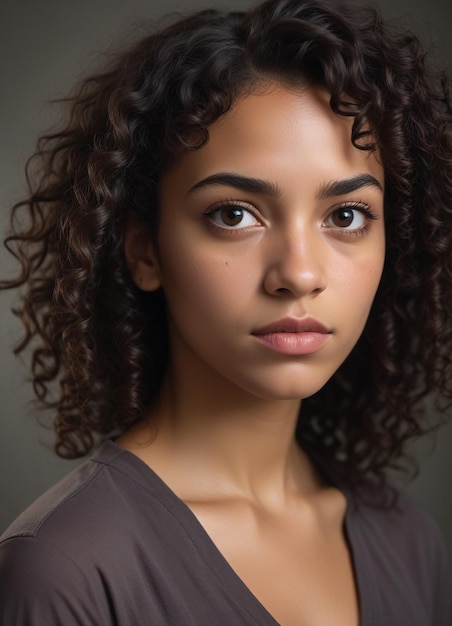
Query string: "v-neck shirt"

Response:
xmin=0 ymin=440 xmax=450 ymax=625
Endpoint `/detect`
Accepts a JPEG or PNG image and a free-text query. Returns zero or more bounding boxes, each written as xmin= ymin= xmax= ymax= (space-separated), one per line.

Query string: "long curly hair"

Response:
xmin=2 ymin=0 xmax=451 ymax=492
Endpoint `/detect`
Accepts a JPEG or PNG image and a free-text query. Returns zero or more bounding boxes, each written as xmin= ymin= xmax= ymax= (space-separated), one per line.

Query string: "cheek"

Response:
xmin=332 ymin=242 xmax=385 ymax=321
xmin=157 ymin=237 xmax=256 ymax=321
xmin=355 ymin=266 xmax=384 ymax=329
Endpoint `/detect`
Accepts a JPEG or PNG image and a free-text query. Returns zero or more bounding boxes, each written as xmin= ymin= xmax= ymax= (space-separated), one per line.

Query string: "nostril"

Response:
xmin=275 ymin=287 xmax=291 ymax=294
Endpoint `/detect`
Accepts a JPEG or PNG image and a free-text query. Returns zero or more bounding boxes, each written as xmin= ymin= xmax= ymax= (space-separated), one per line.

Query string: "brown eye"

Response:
xmin=207 ymin=203 xmax=261 ymax=229
xmin=331 ymin=208 xmax=354 ymax=227
xmin=221 ymin=207 xmax=244 ymax=226
xmin=326 ymin=206 xmax=367 ymax=231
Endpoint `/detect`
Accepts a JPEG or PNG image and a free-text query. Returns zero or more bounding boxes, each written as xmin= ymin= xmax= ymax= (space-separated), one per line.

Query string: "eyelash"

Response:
xmin=202 ymin=199 xmax=379 ymax=236
xmin=202 ymin=200 xmax=261 ymax=234
xmin=324 ymin=201 xmax=379 ymax=238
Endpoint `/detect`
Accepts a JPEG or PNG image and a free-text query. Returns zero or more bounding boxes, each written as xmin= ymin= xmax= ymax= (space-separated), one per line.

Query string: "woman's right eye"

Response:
xmin=204 ymin=203 xmax=261 ymax=230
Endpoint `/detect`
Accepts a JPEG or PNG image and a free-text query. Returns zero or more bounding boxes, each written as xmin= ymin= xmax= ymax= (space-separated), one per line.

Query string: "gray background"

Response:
xmin=1 ymin=0 xmax=451 ymax=554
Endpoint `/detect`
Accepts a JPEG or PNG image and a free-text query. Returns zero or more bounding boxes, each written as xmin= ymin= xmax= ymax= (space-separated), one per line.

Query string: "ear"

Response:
xmin=123 ymin=214 xmax=162 ymax=291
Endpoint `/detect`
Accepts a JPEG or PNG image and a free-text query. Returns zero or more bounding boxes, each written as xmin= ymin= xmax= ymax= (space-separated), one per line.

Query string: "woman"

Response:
xmin=0 ymin=0 xmax=451 ymax=624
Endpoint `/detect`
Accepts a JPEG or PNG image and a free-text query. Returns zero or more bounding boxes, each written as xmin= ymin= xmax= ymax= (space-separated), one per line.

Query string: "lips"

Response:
xmin=251 ymin=317 xmax=332 ymax=356
xmin=252 ymin=316 xmax=331 ymax=335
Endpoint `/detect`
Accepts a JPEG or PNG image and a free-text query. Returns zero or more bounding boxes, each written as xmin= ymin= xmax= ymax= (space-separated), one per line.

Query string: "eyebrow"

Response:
xmin=187 ymin=173 xmax=282 ymax=198
xmin=187 ymin=171 xmax=382 ymax=199
xmin=318 ymin=173 xmax=383 ymax=198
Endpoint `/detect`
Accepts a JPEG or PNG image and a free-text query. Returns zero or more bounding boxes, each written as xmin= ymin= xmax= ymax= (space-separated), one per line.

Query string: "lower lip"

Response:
xmin=253 ymin=332 xmax=330 ymax=355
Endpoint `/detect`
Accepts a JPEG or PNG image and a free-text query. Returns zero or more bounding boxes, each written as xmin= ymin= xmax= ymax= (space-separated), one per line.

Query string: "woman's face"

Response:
xmin=145 ymin=84 xmax=385 ymax=400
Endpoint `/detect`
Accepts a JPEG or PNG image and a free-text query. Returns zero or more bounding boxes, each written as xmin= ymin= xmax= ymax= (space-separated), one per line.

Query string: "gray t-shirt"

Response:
xmin=0 ymin=440 xmax=450 ymax=625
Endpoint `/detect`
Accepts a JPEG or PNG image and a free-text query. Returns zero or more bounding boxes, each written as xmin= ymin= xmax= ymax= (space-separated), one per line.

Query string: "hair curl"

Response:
xmin=2 ymin=0 xmax=452 ymax=492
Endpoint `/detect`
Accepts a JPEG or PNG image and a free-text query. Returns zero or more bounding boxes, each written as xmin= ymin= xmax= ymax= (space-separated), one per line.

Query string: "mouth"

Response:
xmin=252 ymin=316 xmax=332 ymax=335
xmin=251 ymin=316 xmax=332 ymax=355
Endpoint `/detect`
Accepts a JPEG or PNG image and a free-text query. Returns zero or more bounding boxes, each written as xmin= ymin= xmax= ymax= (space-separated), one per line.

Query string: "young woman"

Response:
xmin=0 ymin=0 xmax=451 ymax=624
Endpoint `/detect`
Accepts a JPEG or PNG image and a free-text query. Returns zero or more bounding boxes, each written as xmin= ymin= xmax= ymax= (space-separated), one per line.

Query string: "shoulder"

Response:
xmin=0 ymin=440 xmax=172 ymax=547
xmin=0 ymin=534 xmax=105 ymax=625
xmin=1 ymin=441 xmax=140 ymax=546
xmin=0 ymin=441 xmax=185 ymax=625
xmin=347 ymin=488 xmax=452 ymax=625
xmin=0 ymin=447 xmax=109 ymax=625
xmin=350 ymin=489 xmax=448 ymax=567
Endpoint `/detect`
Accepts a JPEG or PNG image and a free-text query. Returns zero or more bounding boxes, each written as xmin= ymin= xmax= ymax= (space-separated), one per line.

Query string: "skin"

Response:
xmin=121 ymin=82 xmax=385 ymax=626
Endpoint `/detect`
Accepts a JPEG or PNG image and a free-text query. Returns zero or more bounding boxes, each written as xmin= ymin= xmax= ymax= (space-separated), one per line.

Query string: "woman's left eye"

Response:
xmin=205 ymin=203 xmax=260 ymax=229
xmin=325 ymin=204 xmax=376 ymax=233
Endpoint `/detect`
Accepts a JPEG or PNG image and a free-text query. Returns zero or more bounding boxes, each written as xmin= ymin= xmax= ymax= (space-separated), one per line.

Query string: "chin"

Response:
xmin=240 ymin=373 xmax=333 ymax=402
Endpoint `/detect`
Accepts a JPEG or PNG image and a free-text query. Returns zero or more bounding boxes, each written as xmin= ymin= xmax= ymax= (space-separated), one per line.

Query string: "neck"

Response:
xmin=120 ymin=357 xmax=322 ymax=506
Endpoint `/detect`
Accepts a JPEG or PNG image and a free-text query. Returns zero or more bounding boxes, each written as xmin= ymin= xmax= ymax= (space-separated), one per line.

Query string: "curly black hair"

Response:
xmin=2 ymin=0 xmax=451 ymax=492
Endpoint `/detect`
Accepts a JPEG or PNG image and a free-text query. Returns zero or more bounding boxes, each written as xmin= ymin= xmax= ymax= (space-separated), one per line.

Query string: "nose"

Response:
xmin=263 ymin=227 xmax=327 ymax=298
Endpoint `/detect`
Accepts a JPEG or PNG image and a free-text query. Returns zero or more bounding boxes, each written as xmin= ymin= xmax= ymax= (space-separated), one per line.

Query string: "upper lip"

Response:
xmin=252 ymin=316 xmax=332 ymax=335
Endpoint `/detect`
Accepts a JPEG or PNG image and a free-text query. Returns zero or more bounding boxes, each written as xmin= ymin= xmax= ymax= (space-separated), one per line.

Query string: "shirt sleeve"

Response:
xmin=0 ymin=536 xmax=105 ymax=626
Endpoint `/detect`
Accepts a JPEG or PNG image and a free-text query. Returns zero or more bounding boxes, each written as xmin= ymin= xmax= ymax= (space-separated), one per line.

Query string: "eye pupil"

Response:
xmin=222 ymin=207 xmax=244 ymax=226
xmin=333 ymin=208 xmax=354 ymax=227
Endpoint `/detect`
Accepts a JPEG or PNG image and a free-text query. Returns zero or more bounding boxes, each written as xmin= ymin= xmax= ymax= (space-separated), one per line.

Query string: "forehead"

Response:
xmin=161 ymin=83 xmax=384 ymax=197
